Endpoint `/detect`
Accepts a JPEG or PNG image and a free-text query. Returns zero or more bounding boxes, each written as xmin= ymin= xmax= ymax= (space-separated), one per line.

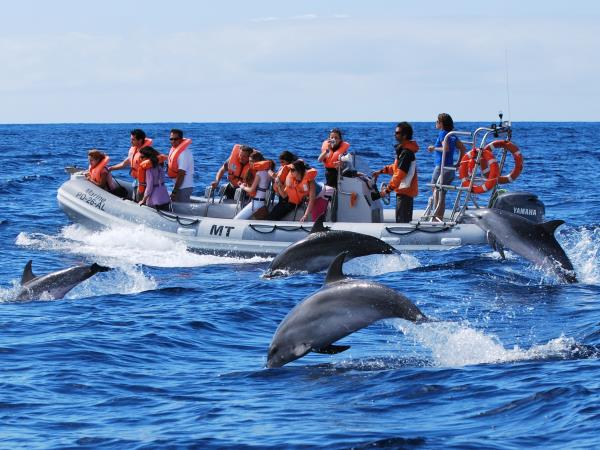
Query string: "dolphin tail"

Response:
xmin=21 ymin=260 xmax=36 ymax=285
xmin=90 ymin=263 xmax=111 ymax=274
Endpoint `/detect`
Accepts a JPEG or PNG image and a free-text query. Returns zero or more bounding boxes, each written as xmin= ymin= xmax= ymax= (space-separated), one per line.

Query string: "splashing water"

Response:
xmin=563 ymin=226 xmax=600 ymax=284
xmin=344 ymin=253 xmax=421 ymax=276
xmin=16 ymin=224 xmax=271 ymax=268
xmin=393 ymin=320 xmax=581 ymax=367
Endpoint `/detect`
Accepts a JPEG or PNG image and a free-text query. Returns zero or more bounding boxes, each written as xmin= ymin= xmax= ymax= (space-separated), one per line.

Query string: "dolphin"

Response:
xmin=16 ymin=260 xmax=111 ymax=301
xmin=263 ymin=214 xmax=398 ymax=277
xmin=266 ymin=252 xmax=427 ymax=368
xmin=463 ymin=208 xmax=577 ymax=283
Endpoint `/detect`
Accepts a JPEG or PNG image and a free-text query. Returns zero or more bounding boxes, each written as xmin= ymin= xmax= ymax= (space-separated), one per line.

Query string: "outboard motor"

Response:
xmin=491 ymin=191 xmax=545 ymax=223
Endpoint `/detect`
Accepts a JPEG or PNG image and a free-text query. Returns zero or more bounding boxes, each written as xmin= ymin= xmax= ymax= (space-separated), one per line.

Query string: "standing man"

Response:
xmin=167 ymin=129 xmax=193 ymax=202
xmin=371 ymin=122 xmax=419 ymax=223
xmin=108 ymin=129 xmax=153 ymax=201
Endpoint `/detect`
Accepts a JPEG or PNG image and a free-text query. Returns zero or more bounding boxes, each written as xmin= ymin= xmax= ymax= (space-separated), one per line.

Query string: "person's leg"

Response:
xmin=325 ymin=168 xmax=338 ymax=189
xmin=395 ymin=194 xmax=413 ymax=223
xmin=224 ymin=183 xmax=237 ymax=200
xmin=433 ymin=169 xmax=455 ymax=220
xmin=267 ymin=200 xmax=294 ymax=220
xmin=174 ymin=187 xmax=193 ymax=203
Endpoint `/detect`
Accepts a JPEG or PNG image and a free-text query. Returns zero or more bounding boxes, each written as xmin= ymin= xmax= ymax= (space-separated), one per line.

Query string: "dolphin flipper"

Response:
xmin=486 ymin=231 xmax=506 ymax=260
xmin=21 ymin=260 xmax=36 ymax=285
xmin=312 ymin=344 xmax=351 ymax=354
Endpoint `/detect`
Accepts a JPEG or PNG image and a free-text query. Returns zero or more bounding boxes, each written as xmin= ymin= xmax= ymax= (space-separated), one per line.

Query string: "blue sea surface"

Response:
xmin=1 ymin=122 xmax=599 ymax=449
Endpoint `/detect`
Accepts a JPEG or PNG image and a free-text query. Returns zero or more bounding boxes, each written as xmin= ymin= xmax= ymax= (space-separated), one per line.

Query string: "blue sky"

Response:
xmin=1 ymin=0 xmax=599 ymax=123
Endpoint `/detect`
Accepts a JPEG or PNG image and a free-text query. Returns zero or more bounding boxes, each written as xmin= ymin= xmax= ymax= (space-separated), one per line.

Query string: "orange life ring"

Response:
xmin=459 ymin=148 xmax=499 ymax=194
xmin=484 ymin=140 xmax=523 ymax=184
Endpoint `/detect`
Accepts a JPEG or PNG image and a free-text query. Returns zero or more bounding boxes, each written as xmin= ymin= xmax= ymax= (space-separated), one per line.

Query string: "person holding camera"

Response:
xmin=371 ymin=122 xmax=419 ymax=223
xmin=317 ymin=128 xmax=349 ymax=189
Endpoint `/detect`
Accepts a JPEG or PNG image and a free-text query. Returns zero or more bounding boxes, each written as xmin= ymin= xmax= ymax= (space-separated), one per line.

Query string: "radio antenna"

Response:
xmin=504 ymin=47 xmax=512 ymax=124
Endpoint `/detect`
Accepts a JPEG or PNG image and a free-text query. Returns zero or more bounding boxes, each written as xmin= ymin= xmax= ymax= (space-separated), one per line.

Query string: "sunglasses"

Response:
xmin=170 ymin=137 xmax=181 ymax=141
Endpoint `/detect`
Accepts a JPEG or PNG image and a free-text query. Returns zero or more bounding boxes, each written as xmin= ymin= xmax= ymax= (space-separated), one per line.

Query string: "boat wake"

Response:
xmin=393 ymin=320 xmax=598 ymax=367
xmin=562 ymin=225 xmax=600 ymax=284
xmin=15 ymin=224 xmax=271 ymax=268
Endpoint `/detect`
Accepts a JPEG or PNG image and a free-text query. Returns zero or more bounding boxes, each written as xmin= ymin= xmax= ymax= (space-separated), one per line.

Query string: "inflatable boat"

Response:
xmin=57 ymin=123 xmax=543 ymax=257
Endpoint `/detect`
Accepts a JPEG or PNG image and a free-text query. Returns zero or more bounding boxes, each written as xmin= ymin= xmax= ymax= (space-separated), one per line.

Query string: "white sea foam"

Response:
xmin=392 ymin=320 xmax=579 ymax=367
xmin=15 ymin=224 xmax=271 ymax=268
xmin=344 ymin=253 xmax=421 ymax=276
xmin=562 ymin=226 xmax=600 ymax=284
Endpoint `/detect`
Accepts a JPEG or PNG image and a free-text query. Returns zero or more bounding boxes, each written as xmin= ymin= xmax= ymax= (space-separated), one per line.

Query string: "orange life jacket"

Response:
xmin=273 ymin=165 xmax=291 ymax=196
xmin=226 ymin=144 xmax=250 ymax=187
xmin=89 ymin=155 xmax=110 ymax=186
xmin=247 ymin=160 xmax=272 ymax=198
xmin=321 ymin=140 xmax=350 ymax=169
xmin=129 ymin=138 xmax=153 ymax=179
xmin=138 ymin=154 xmax=168 ymax=194
xmin=285 ymin=167 xmax=318 ymax=205
xmin=167 ymin=138 xmax=192 ymax=178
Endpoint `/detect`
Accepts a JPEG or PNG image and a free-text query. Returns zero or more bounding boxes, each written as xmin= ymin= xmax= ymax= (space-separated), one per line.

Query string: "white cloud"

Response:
xmin=0 ymin=14 xmax=598 ymax=122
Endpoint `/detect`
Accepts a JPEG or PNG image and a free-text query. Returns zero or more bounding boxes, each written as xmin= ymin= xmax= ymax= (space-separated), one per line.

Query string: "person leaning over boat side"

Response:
xmin=210 ymin=144 xmax=253 ymax=200
xmin=371 ymin=122 xmax=419 ymax=223
xmin=137 ymin=146 xmax=171 ymax=211
xmin=317 ymin=128 xmax=350 ymax=189
xmin=268 ymin=159 xmax=317 ymax=222
xmin=167 ymin=129 xmax=194 ymax=202
xmin=85 ymin=149 xmax=127 ymax=198
xmin=234 ymin=151 xmax=275 ymax=220
xmin=427 ymin=113 xmax=466 ymax=221
xmin=108 ymin=129 xmax=153 ymax=201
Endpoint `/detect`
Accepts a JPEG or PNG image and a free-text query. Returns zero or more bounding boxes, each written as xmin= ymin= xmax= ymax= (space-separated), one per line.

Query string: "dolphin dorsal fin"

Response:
xmin=310 ymin=213 xmax=329 ymax=234
xmin=21 ymin=260 xmax=36 ymax=285
xmin=540 ymin=220 xmax=565 ymax=236
xmin=325 ymin=252 xmax=348 ymax=284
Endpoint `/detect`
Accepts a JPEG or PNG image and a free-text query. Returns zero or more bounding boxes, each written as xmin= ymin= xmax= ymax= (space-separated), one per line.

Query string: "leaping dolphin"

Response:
xmin=266 ymin=252 xmax=427 ymax=368
xmin=263 ymin=214 xmax=398 ymax=277
xmin=16 ymin=260 xmax=111 ymax=301
xmin=463 ymin=208 xmax=577 ymax=283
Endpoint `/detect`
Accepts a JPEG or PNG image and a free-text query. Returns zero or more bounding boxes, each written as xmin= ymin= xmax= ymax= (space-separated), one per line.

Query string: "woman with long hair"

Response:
xmin=137 ymin=146 xmax=171 ymax=211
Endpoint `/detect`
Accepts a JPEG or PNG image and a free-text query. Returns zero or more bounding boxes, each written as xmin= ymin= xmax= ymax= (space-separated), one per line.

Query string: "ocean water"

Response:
xmin=1 ymin=122 xmax=599 ymax=449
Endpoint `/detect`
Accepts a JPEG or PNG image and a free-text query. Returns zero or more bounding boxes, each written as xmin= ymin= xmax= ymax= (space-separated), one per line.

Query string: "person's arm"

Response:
xmin=109 ymin=157 xmax=130 ymax=172
xmin=210 ymin=161 xmax=228 ymax=188
xmin=318 ymin=141 xmax=332 ymax=163
xmin=300 ymin=180 xmax=316 ymax=222
xmin=241 ymin=174 xmax=260 ymax=194
xmin=456 ymin=139 xmax=467 ymax=167
xmin=171 ymin=169 xmax=186 ymax=199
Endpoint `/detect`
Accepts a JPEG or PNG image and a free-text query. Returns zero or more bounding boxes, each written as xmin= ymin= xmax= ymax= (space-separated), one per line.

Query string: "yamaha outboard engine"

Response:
xmin=491 ymin=191 xmax=545 ymax=223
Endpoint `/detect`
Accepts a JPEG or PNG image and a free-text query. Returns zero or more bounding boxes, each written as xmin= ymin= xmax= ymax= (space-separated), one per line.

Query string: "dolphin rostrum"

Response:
xmin=263 ymin=214 xmax=398 ymax=277
xmin=463 ymin=208 xmax=577 ymax=283
xmin=16 ymin=260 xmax=111 ymax=301
xmin=266 ymin=252 xmax=427 ymax=368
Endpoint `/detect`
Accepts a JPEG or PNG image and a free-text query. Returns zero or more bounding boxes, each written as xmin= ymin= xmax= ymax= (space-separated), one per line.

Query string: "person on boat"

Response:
xmin=137 ymin=146 xmax=171 ymax=211
xmin=371 ymin=122 xmax=419 ymax=223
xmin=268 ymin=159 xmax=317 ymax=222
xmin=108 ymin=129 xmax=153 ymax=201
xmin=210 ymin=144 xmax=253 ymax=200
xmin=167 ymin=129 xmax=194 ymax=203
xmin=317 ymin=128 xmax=350 ymax=189
xmin=234 ymin=150 xmax=275 ymax=220
xmin=269 ymin=150 xmax=296 ymax=200
xmin=85 ymin=149 xmax=127 ymax=198
xmin=427 ymin=113 xmax=466 ymax=221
